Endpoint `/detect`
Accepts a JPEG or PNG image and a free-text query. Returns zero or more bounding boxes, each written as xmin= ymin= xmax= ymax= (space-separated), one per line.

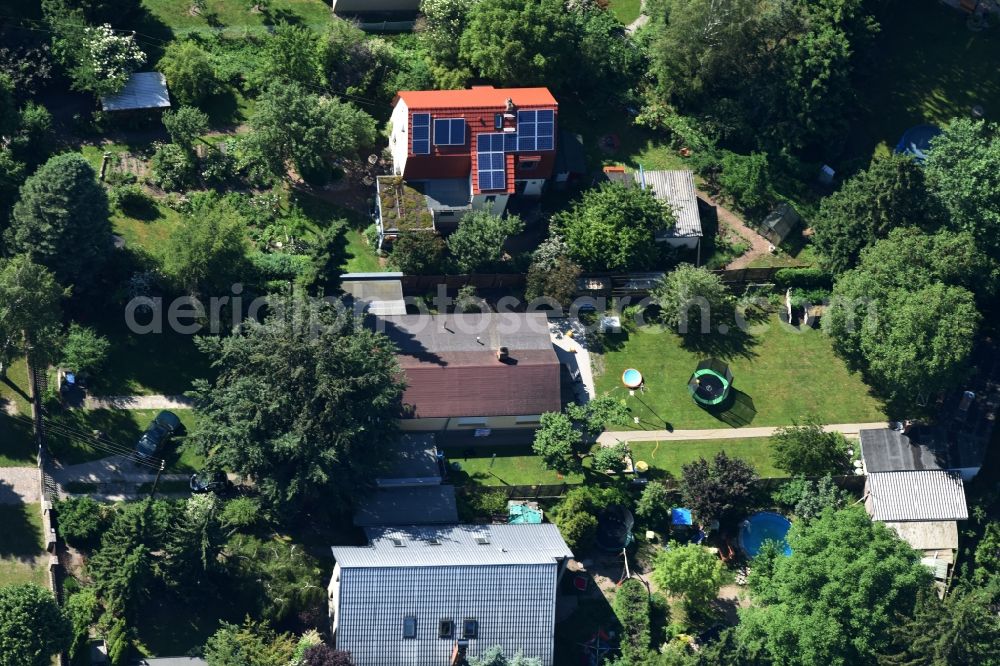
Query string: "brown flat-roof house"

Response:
xmin=375 ymin=312 xmax=561 ymax=433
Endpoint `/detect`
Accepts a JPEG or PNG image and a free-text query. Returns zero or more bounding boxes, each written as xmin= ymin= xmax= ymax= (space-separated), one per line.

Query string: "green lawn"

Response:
xmin=141 ymin=0 xmax=334 ymax=31
xmin=445 ymin=446 xmax=587 ymax=487
xmin=594 ymin=315 xmax=886 ymax=429
xmin=112 ymin=199 xmax=186 ymax=258
xmin=627 ymin=437 xmax=784 ymax=480
xmin=47 ymin=408 xmax=203 ymax=472
xmin=609 ymin=0 xmax=643 ymax=25
xmin=848 ymin=2 xmax=1000 ymax=164
xmin=343 ymin=227 xmax=384 ymax=273
xmin=0 ymin=504 xmax=48 ymax=588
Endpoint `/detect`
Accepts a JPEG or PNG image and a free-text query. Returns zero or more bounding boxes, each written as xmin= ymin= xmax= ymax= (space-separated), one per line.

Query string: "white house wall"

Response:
xmin=389 ymin=100 xmax=409 ymax=175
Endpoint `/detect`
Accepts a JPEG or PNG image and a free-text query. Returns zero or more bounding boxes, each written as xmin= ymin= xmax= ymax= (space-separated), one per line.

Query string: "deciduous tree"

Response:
xmin=204 ymin=619 xmax=298 ymax=666
xmin=391 ymin=231 xmax=447 ymax=275
xmin=0 ymin=584 xmax=71 ymax=666
xmin=162 ymin=106 xmax=209 ymax=153
xmin=652 ymin=543 xmax=724 ymax=612
xmin=163 ymin=195 xmax=249 ymax=296
xmin=652 ymin=264 xmax=734 ymax=336
xmin=0 ymin=255 xmax=66 ymax=369
xmin=553 ymin=183 xmax=673 ymax=271
xmin=678 ymin=451 xmax=758 ymax=524
xmin=813 ymin=153 xmax=938 ymax=274
xmin=61 ymin=324 xmax=110 ymax=375
xmin=446 ymin=210 xmax=524 ymax=273
xmin=532 ymin=411 xmax=580 ymax=474
xmin=156 ymin=40 xmax=220 ymax=106
xmin=738 ymin=507 xmax=932 ymax=665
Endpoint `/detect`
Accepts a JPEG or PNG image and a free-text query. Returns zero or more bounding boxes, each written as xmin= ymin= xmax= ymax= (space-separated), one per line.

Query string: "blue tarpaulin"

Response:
xmin=672 ymin=507 xmax=693 ymax=526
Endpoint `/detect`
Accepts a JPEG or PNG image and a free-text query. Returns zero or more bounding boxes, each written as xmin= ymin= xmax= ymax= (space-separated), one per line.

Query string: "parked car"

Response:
xmin=189 ymin=471 xmax=233 ymax=495
xmin=135 ymin=411 xmax=182 ymax=459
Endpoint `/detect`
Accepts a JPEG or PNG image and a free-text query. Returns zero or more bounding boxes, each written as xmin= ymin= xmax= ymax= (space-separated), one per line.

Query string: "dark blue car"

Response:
xmin=135 ymin=411 xmax=182 ymax=459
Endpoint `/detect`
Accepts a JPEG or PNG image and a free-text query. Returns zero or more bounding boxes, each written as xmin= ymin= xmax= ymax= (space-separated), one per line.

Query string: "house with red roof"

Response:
xmin=376 ymin=86 xmax=558 ymax=248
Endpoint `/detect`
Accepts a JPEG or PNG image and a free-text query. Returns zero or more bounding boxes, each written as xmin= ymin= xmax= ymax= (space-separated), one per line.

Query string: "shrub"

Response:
xmin=56 ymin=497 xmax=109 ymax=550
xmin=200 ymin=149 xmax=237 ymax=187
xmin=248 ymin=252 xmax=313 ymax=281
xmin=107 ymin=183 xmax=151 ymax=215
xmin=718 ymin=151 xmax=772 ymax=216
xmin=613 ymin=578 xmax=652 ymax=663
xmin=150 ymin=142 xmax=196 ymax=191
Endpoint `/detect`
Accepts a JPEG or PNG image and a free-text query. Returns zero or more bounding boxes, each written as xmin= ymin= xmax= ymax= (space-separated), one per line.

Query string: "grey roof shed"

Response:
xmin=101 ymin=72 xmax=170 ymax=112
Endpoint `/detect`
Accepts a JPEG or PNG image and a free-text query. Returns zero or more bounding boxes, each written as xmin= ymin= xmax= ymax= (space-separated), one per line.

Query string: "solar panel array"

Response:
xmin=517 ymin=110 xmax=554 ymax=151
xmin=433 ymin=118 xmax=466 ymax=146
xmin=477 ymin=133 xmax=506 ymax=191
xmin=412 ymin=113 xmax=430 ymax=154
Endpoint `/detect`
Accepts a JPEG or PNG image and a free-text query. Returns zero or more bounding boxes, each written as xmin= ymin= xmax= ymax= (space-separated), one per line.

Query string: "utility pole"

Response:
xmin=150 ymin=460 xmax=166 ymax=498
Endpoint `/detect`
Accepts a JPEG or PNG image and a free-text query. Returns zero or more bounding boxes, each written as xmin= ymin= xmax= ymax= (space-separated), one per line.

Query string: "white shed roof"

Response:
xmin=633 ymin=169 xmax=703 ymax=239
xmin=101 ymin=72 xmax=170 ymax=112
xmin=866 ymin=471 xmax=968 ymax=522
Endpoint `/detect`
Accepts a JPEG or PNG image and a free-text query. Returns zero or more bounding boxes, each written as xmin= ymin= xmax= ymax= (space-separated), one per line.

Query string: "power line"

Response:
xmin=10 ymin=411 xmax=163 ymax=469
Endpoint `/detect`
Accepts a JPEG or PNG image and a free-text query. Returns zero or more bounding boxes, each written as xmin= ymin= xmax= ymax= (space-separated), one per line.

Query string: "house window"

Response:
xmin=518 ymin=157 xmax=540 ymax=171
xmin=494 ymin=113 xmax=503 ymax=130
xmin=516 ymin=415 xmax=542 ymax=424
xmin=457 ymin=417 xmax=487 ymax=427
xmin=463 ymin=619 xmax=478 ymax=639
xmin=439 ymin=619 xmax=454 ymax=639
xmin=412 ymin=114 xmax=430 ymax=155
xmin=403 ymin=616 xmax=417 ymax=639
xmin=434 ymin=118 xmax=467 ymax=146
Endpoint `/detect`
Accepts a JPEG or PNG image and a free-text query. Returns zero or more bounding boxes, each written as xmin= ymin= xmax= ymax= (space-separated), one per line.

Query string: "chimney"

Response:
xmin=497 ymin=346 xmax=509 ymax=362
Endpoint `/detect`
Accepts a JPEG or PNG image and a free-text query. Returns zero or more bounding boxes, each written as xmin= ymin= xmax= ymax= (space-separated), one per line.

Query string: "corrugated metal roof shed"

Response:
xmin=353 ymin=486 xmax=458 ymax=527
xmin=101 ymin=72 xmax=170 ymax=112
xmin=332 ymin=523 xmax=572 ymax=568
xmin=632 ymin=169 xmax=703 ymax=239
xmin=866 ymin=471 xmax=968 ymax=522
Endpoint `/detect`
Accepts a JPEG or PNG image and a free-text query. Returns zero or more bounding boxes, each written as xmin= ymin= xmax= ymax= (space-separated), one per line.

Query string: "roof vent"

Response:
xmin=391 ymin=538 xmax=406 ymax=547
xmin=474 ymin=536 xmax=490 ymax=546
xmin=427 ymin=538 xmax=441 ymax=546
xmin=497 ymin=346 xmax=509 ymax=362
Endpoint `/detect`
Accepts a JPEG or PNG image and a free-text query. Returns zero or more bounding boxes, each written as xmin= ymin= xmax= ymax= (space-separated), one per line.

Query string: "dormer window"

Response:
xmin=434 ymin=118 xmax=467 ymax=146
xmin=463 ymin=618 xmax=478 ymax=639
xmin=403 ymin=616 xmax=417 ymax=639
xmin=439 ymin=619 xmax=454 ymax=639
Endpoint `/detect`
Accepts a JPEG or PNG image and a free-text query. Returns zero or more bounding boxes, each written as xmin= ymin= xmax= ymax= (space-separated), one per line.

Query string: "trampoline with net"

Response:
xmin=688 ymin=358 xmax=733 ymax=406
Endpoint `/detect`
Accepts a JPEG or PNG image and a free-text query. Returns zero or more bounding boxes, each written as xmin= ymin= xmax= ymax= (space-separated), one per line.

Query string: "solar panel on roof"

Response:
xmin=412 ymin=113 xmax=430 ymax=154
xmin=476 ymin=133 xmax=506 ymax=191
xmin=517 ymin=109 xmax=555 ymax=152
xmin=433 ymin=118 xmax=466 ymax=146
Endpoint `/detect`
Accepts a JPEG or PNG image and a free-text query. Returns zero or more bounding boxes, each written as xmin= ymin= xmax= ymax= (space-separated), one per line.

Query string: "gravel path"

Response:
xmin=0 ymin=467 xmax=40 ymax=504
xmin=598 ymin=422 xmax=887 ymax=445
xmin=626 ymin=1 xmax=650 ymax=34
xmin=694 ymin=188 xmax=774 ymax=269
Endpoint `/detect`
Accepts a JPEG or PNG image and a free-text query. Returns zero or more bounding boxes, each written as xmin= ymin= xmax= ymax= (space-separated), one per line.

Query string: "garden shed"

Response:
xmin=100 ymin=72 xmax=170 ymax=112
xmin=760 ymin=203 xmax=801 ymax=245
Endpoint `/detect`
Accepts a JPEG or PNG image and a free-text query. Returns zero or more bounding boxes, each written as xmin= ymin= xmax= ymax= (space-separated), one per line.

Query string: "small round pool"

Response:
xmin=738 ymin=511 xmax=792 ymax=558
xmin=622 ymin=368 xmax=643 ymax=388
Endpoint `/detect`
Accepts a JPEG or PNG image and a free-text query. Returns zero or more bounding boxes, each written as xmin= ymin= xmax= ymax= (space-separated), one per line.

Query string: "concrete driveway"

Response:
xmin=549 ymin=317 xmax=595 ymax=403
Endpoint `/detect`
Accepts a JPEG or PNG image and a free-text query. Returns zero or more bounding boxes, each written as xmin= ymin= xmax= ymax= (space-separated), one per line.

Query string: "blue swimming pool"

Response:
xmin=622 ymin=368 xmax=643 ymax=388
xmin=738 ymin=511 xmax=792 ymax=558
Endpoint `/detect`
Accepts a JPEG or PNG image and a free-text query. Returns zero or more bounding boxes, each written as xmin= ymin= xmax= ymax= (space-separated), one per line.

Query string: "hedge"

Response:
xmin=248 ymin=252 xmax=313 ymax=280
xmin=773 ymin=267 xmax=832 ymax=290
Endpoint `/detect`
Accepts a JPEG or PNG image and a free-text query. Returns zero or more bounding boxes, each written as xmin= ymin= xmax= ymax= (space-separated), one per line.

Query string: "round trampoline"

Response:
xmin=687 ymin=358 xmax=733 ymax=406
xmin=895 ymin=124 xmax=941 ymax=162
xmin=738 ymin=511 xmax=792 ymax=558
xmin=622 ymin=368 xmax=643 ymax=389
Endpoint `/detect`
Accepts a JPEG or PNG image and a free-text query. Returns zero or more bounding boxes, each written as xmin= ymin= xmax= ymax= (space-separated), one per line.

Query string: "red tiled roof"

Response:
xmin=396 ymin=87 xmax=558 ymax=110
xmin=398 ymin=350 xmax=561 ymax=419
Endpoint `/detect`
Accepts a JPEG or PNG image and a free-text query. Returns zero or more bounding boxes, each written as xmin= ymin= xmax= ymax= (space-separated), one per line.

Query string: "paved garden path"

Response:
xmin=549 ymin=318 xmax=596 ymax=403
xmin=0 ymin=467 xmax=40 ymax=504
xmin=83 ymin=395 xmax=194 ymax=410
xmin=597 ymin=421 xmax=888 ymax=445
xmin=626 ymin=0 xmax=650 ymax=34
xmin=49 ymin=455 xmax=189 ymax=486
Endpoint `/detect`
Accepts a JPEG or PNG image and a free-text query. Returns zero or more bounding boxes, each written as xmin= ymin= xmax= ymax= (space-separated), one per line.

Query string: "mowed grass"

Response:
xmin=112 ymin=199 xmax=186 ymax=257
xmin=142 ymin=0 xmax=334 ymax=30
xmin=0 ymin=504 xmax=48 ymax=588
xmin=445 ymin=446 xmax=587 ymax=487
xmin=627 ymin=437 xmax=784 ymax=480
xmin=46 ymin=408 xmax=204 ymax=472
xmin=594 ymin=316 xmax=886 ymax=430
xmin=343 ymin=227 xmax=384 ymax=273
xmin=849 ymin=2 xmax=1000 ymax=162
xmin=609 ymin=0 xmax=643 ymax=25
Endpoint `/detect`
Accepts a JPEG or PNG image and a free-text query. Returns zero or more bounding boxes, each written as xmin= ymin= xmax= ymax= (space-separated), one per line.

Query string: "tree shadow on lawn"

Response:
xmin=678 ymin=325 xmax=759 ymax=362
xmin=45 ymin=408 xmax=146 ymax=466
xmin=0 ymin=413 xmax=36 ymax=466
xmin=0 ymin=500 xmax=43 ymax=560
